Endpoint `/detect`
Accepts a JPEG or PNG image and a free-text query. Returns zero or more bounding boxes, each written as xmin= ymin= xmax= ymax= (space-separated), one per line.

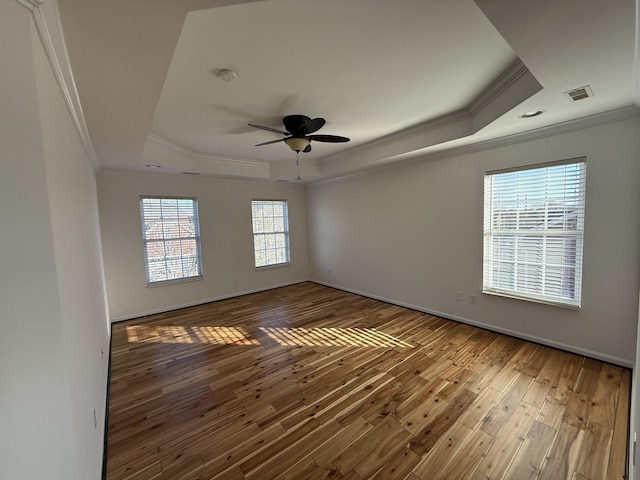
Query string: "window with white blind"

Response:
xmin=251 ymin=200 xmax=290 ymax=268
xmin=139 ymin=197 xmax=202 ymax=284
xmin=483 ymin=158 xmax=586 ymax=307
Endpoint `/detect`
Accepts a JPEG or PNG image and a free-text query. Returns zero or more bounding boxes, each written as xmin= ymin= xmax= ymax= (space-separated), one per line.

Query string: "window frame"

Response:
xmin=251 ymin=199 xmax=290 ymax=269
xmin=139 ymin=196 xmax=203 ymax=285
xmin=482 ymin=158 xmax=586 ymax=308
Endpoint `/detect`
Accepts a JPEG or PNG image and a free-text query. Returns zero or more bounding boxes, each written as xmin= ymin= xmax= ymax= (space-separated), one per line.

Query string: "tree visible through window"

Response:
xmin=251 ymin=200 xmax=290 ymax=268
xmin=483 ymin=158 xmax=586 ymax=307
xmin=139 ymin=197 xmax=202 ymax=284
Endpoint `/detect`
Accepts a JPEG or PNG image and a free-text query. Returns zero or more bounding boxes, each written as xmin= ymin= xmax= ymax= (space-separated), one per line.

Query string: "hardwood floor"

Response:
xmin=106 ymin=282 xmax=630 ymax=480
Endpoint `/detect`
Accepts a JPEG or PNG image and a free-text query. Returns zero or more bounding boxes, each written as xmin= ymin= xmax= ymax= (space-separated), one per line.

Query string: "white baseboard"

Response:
xmin=311 ymin=279 xmax=633 ymax=368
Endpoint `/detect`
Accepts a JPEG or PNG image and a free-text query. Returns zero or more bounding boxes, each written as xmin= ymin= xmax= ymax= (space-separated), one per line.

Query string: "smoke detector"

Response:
xmin=565 ymin=85 xmax=593 ymax=102
xmin=219 ymin=69 xmax=238 ymax=82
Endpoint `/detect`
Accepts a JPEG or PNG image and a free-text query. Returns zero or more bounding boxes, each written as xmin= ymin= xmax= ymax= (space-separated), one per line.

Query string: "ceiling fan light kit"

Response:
xmin=284 ymin=137 xmax=311 ymax=152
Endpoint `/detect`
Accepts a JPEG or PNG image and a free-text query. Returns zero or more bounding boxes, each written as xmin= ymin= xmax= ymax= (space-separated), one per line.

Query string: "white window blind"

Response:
xmin=251 ymin=200 xmax=290 ymax=268
xmin=483 ymin=158 xmax=586 ymax=307
xmin=139 ymin=197 xmax=202 ymax=284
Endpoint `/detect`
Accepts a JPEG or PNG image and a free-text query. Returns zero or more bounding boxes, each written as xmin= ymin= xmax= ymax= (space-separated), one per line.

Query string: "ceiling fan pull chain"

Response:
xmin=296 ymin=153 xmax=302 ymax=181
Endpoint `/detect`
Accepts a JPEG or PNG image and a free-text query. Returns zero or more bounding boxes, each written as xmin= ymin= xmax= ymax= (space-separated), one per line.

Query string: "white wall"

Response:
xmin=33 ymin=10 xmax=111 ymax=480
xmin=97 ymin=171 xmax=309 ymax=320
xmin=0 ymin=2 xmax=110 ymax=479
xmin=308 ymin=116 xmax=640 ymax=366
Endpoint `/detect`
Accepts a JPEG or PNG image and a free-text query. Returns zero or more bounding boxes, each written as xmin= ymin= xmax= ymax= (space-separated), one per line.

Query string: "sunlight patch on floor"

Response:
xmin=126 ymin=324 xmax=412 ymax=348
xmin=259 ymin=326 xmax=414 ymax=348
xmin=193 ymin=326 xmax=260 ymax=345
xmin=126 ymin=325 xmax=259 ymax=345
xmin=126 ymin=325 xmax=194 ymax=344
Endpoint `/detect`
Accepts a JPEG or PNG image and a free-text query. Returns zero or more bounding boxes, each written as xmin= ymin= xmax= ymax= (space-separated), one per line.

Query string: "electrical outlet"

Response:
xmin=233 ymin=276 xmax=239 ymax=284
xmin=327 ymin=269 xmax=332 ymax=275
xmin=469 ymin=294 xmax=477 ymax=305
xmin=455 ymin=292 xmax=462 ymax=302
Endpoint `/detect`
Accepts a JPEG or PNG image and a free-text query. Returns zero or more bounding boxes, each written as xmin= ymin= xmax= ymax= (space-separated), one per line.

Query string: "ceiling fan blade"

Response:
xmin=303 ymin=144 xmax=312 ymax=153
xmin=248 ymin=123 xmax=288 ymax=135
xmin=255 ymin=138 xmax=286 ymax=146
xmin=299 ymin=117 xmax=326 ymax=135
xmin=308 ymin=134 xmax=350 ymax=143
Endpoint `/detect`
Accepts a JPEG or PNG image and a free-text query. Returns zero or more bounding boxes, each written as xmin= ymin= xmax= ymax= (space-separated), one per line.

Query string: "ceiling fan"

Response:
xmin=248 ymin=114 xmax=350 ymax=153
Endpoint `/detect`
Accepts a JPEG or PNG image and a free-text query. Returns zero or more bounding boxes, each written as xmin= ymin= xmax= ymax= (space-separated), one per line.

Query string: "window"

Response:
xmin=483 ymin=158 xmax=586 ymax=307
xmin=139 ymin=197 xmax=202 ymax=284
xmin=251 ymin=200 xmax=290 ymax=268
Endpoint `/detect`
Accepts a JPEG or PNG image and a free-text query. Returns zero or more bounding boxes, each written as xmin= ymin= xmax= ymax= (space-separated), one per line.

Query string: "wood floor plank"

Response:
xmin=369 ymin=447 xmax=421 ymax=480
xmin=563 ymin=391 xmax=591 ymax=429
xmin=409 ymin=388 xmax=478 ymax=456
xmin=487 ymin=362 xmax=520 ymax=392
xmin=399 ymin=394 xmax=449 ymax=436
xmin=607 ymin=369 xmax=631 ymax=480
xmin=522 ymin=378 xmax=552 ymax=408
xmin=480 ymin=373 xmax=533 ymax=437
xmin=469 ymin=472 xmax=490 ymax=480
xmin=458 ymin=387 xmax=502 ymax=430
xmin=503 ymin=420 xmax=557 ymax=480
xmin=536 ymin=348 xmax=566 ymax=386
xmin=434 ymin=429 xmax=495 ymax=480
xmin=574 ymin=366 xmax=600 ymax=398
xmin=412 ymin=421 xmax=475 ymax=479
xmin=590 ymin=367 xmax=620 ymax=429
xmin=158 ymin=455 xmax=203 ymax=480
xmin=537 ymin=394 xmax=566 ymax=430
xmin=105 ymin=283 xmax=631 ymax=480
xmin=330 ymin=416 xmax=411 ymax=477
xmin=477 ymin=402 xmax=538 ymax=479
xmin=246 ymin=419 xmax=343 ymax=479
xmin=311 ymin=416 xmax=373 ymax=468
xmin=272 ymin=456 xmax=327 ymax=480
xmin=575 ymin=420 xmax=613 ymax=480
xmin=199 ymin=422 xmax=286 ymax=473
xmin=539 ymin=422 xmax=584 ymax=480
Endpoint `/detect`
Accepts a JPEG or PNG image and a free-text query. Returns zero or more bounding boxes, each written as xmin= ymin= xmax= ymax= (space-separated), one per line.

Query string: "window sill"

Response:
xmin=482 ymin=289 xmax=580 ymax=309
xmin=255 ymin=262 xmax=290 ymax=271
xmin=146 ymin=275 xmax=203 ymax=287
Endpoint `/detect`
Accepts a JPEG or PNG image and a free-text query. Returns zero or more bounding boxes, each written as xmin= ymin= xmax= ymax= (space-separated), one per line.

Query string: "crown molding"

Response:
xmin=21 ymin=0 xmax=99 ymax=170
xmin=144 ymin=134 xmax=321 ymax=181
xmin=323 ymin=108 xmax=473 ymax=164
xmin=323 ymin=59 xmax=538 ymax=166
xmin=146 ymin=133 xmax=269 ymax=168
xmin=468 ymin=58 xmax=531 ymax=115
xmin=13 ymin=0 xmax=43 ymax=11
xmin=97 ymin=167 xmax=305 ymax=189
xmin=312 ymin=105 xmax=640 ymax=186
xmin=437 ymin=105 xmax=640 ymax=160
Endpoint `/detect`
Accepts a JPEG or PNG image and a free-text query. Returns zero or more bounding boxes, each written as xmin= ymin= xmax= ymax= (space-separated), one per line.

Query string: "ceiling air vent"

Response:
xmin=565 ymin=85 xmax=593 ymax=102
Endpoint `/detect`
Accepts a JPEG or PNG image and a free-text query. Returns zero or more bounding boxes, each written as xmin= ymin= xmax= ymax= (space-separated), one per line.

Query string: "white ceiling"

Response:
xmin=58 ymin=0 xmax=639 ymax=182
